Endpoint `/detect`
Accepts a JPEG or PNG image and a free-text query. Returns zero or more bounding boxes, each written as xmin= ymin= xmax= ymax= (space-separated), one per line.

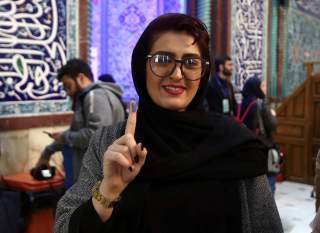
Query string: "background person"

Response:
xmin=204 ymin=56 xmax=237 ymax=116
xmin=98 ymin=74 xmax=128 ymax=118
xmin=34 ymin=59 xmax=125 ymax=184
xmin=241 ymin=76 xmax=279 ymax=194
xmin=98 ymin=74 xmax=116 ymax=83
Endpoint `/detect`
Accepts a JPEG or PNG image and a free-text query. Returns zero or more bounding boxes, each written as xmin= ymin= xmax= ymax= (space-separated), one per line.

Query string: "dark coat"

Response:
xmin=205 ymin=74 xmax=237 ymax=116
xmin=54 ymin=123 xmax=283 ymax=233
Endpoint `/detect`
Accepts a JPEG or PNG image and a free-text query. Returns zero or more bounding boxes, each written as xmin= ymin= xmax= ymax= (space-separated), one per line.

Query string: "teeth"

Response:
xmin=164 ymin=86 xmax=181 ymax=90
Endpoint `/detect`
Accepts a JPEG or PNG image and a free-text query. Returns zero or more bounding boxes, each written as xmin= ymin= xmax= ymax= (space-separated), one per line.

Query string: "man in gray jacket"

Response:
xmin=35 ymin=59 xmax=125 ymax=183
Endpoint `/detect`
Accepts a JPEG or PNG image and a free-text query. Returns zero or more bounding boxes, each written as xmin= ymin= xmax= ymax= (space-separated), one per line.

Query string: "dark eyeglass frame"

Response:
xmin=146 ymin=54 xmax=210 ymax=81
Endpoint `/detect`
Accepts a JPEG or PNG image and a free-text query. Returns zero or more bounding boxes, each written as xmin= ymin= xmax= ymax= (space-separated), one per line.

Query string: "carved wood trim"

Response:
xmin=0 ymin=114 xmax=73 ymax=131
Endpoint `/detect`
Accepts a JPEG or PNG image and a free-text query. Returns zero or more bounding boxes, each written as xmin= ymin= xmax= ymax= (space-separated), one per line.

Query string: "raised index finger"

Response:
xmin=125 ymin=100 xmax=137 ymax=135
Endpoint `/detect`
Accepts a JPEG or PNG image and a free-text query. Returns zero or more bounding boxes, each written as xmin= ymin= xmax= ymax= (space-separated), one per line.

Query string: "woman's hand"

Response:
xmin=101 ymin=101 xmax=147 ymax=194
xmin=92 ymin=101 xmax=148 ymax=221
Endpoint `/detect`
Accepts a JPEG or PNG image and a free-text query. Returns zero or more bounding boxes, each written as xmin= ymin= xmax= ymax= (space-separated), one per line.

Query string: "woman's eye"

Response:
xmin=154 ymin=55 xmax=172 ymax=64
xmin=184 ymin=58 xmax=200 ymax=66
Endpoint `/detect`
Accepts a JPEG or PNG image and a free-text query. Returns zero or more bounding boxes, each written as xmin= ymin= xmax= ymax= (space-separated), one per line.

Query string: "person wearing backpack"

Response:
xmin=33 ymin=59 xmax=126 ymax=185
xmin=240 ymin=76 xmax=279 ymax=194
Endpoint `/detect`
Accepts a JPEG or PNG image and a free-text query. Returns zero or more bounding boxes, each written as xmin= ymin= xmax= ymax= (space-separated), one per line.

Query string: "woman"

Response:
xmin=241 ymin=76 xmax=277 ymax=133
xmin=241 ymin=76 xmax=279 ymax=194
xmin=55 ymin=14 xmax=283 ymax=233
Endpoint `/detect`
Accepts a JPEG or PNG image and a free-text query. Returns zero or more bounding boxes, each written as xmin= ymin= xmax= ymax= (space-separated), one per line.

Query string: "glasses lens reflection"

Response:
xmin=149 ymin=54 xmax=207 ymax=81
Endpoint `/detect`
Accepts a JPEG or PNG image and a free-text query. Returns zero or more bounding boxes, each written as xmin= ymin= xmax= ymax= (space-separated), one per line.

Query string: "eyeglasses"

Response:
xmin=146 ymin=53 xmax=210 ymax=81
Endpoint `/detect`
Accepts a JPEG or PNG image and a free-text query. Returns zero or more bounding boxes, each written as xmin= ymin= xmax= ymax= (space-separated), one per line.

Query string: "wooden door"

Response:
xmin=274 ymin=62 xmax=320 ymax=184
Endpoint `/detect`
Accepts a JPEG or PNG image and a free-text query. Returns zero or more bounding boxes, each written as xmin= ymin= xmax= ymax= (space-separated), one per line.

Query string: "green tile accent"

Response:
xmin=269 ymin=0 xmax=279 ymax=97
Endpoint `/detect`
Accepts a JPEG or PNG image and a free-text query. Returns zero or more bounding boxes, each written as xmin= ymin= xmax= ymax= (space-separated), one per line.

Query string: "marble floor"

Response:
xmin=275 ymin=181 xmax=315 ymax=233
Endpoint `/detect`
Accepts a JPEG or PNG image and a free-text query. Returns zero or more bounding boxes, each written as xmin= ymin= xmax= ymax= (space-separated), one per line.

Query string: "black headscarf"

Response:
xmin=241 ymin=76 xmax=265 ymax=109
xmin=103 ymin=14 xmax=268 ymax=233
xmin=241 ymin=76 xmax=266 ymax=131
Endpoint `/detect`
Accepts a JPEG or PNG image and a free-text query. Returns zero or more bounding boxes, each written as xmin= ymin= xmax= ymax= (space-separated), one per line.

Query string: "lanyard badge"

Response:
xmin=222 ymin=98 xmax=230 ymax=113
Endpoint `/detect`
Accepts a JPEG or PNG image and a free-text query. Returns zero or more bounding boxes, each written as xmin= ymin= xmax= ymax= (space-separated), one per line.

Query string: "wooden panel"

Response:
xmin=293 ymin=91 xmax=305 ymax=118
xmin=293 ymin=145 xmax=306 ymax=178
xmin=276 ymin=124 xmax=304 ymax=137
xmin=277 ymin=118 xmax=305 ymax=125
xmin=312 ymin=139 xmax=320 ymax=146
xmin=313 ymin=102 xmax=320 ymax=138
xmin=283 ymin=145 xmax=305 ymax=182
xmin=314 ymin=80 xmax=320 ymax=97
xmin=287 ymin=101 xmax=294 ymax=117
xmin=274 ymin=136 xmax=305 ymax=144
xmin=277 ymin=106 xmax=287 ymax=117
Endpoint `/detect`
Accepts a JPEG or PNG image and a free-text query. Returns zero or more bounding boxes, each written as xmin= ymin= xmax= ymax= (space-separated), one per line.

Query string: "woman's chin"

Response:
xmin=157 ymin=100 xmax=188 ymax=112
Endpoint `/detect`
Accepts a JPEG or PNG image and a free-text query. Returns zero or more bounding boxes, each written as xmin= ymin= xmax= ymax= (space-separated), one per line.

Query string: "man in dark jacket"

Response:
xmin=205 ymin=56 xmax=237 ymax=116
xmin=34 ymin=59 xmax=125 ymax=183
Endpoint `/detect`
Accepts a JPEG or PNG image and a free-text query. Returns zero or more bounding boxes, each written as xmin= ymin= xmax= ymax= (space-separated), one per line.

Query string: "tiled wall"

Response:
xmin=283 ymin=1 xmax=320 ymax=96
xmin=0 ymin=0 xmax=78 ymax=175
xmin=230 ymin=0 xmax=268 ymax=88
xmin=0 ymin=0 xmax=78 ymax=118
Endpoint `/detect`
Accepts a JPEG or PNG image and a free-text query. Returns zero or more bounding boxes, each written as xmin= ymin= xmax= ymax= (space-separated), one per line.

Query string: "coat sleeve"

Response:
xmin=239 ymin=175 xmax=284 ymax=233
xmin=260 ymin=102 xmax=278 ymax=137
xmin=54 ymin=123 xmax=125 ymax=233
xmin=40 ymin=140 xmax=65 ymax=160
xmin=243 ymin=104 xmax=258 ymax=132
xmin=62 ymin=90 xmax=114 ymax=149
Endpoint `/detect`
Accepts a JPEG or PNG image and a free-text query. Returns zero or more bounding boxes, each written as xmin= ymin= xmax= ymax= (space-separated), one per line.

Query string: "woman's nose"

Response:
xmin=170 ymin=64 xmax=183 ymax=81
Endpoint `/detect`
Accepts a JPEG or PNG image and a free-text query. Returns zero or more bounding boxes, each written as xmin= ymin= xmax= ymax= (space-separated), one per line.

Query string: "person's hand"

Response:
xmin=100 ymin=101 xmax=148 ymax=196
xmin=34 ymin=157 xmax=50 ymax=169
xmin=51 ymin=132 xmax=64 ymax=142
xmin=92 ymin=101 xmax=147 ymax=222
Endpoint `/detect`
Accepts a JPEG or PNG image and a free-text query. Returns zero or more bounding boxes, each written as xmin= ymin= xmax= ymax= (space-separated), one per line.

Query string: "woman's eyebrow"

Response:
xmin=151 ymin=51 xmax=201 ymax=58
xmin=182 ymin=53 xmax=201 ymax=58
xmin=151 ymin=51 xmax=174 ymax=56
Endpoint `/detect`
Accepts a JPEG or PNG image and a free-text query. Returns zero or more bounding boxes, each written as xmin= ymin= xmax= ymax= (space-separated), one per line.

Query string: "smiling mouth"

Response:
xmin=162 ymin=85 xmax=186 ymax=95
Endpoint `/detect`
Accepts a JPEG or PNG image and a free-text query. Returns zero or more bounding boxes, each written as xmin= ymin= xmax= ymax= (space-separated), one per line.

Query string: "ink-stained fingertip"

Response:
xmin=129 ymin=99 xmax=137 ymax=113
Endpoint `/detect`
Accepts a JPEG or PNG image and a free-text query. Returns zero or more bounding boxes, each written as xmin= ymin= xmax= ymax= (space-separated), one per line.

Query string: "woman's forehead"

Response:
xmin=150 ymin=31 xmax=200 ymax=55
